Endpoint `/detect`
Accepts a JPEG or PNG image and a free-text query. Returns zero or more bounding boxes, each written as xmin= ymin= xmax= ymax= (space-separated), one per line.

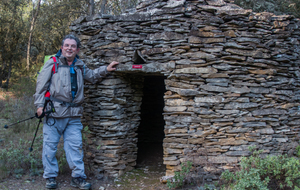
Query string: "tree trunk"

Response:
xmin=26 ymin=0 xmax=41 ymax=71
xmin=5 ymin=58 xmax=12 ymax=89
xmin=0 ymin=60 xmax=7 ymax=88
xmin=101 ymin=0 xmax=107 ymax=14
xmin=89 ymin=0 xmax=95 ymax=16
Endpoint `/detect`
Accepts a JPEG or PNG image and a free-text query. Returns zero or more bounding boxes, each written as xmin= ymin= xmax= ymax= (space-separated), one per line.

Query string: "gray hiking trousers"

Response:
xmin=42 ymin=117 xmax=87 ymax=179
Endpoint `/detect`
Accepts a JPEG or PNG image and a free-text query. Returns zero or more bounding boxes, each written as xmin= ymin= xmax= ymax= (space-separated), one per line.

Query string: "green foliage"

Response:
xmin=82 ymin=126 xmax=91 ymax=141
xmin=220 ymin=146 xmax=300 ymax=190
xmin=0 ymin=0 xmax=27 ymax=88
xmin=167 ymin=161 xmax=193 ymax=189
xmin=0 ymin=134 xmax=68 ymax=178
xmin=10 ymin=77 xmax=36 ymax=98
xmin=0 ymin=136 xmax=43 ymax=179
xmin=296 ymin=143 xmax=300 ymax=157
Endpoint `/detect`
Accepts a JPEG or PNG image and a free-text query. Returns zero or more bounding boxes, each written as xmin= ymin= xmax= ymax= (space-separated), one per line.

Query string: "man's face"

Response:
xmin=61 ymin=39 xmax=80 ymax=61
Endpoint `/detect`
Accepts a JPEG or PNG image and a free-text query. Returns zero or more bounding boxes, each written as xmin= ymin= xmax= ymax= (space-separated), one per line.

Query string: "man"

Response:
xmin=34 ymin=34 xmax=118 ymax=189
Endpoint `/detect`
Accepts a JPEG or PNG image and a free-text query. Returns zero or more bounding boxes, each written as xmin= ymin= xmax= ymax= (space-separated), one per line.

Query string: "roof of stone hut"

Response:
xmin=72 ymin=0 xmax=257 ymax=25
xmin=135 ymin=0 xmax=251 ymax=16
xmin=72 ymin=0 xmax=299 ymax=28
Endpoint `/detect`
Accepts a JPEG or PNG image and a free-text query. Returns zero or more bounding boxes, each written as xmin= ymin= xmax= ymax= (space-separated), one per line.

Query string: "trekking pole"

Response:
xmin=29 ymin=97 xmax=55 ymax=152
xmin=4 ymin=115 xmax=37 ymax=129
xmin=29 ymin=117 xmax=43 ymax=152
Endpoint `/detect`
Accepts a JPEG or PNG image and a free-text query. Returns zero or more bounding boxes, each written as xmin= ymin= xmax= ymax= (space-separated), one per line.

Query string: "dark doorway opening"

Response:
xmin=136 ymin=75 xmax=166 ymax=170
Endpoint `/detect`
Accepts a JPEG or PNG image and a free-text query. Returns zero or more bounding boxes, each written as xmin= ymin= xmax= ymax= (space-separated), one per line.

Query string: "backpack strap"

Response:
xmin=52 ymin=56 xmax=59 ymax=74
xmin=45 ymin=56 xmax=59 ymax=98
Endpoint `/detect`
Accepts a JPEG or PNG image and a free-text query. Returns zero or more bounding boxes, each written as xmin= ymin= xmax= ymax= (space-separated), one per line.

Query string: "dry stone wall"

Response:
xmin=70 ymin=0 xmax=300 ymax=178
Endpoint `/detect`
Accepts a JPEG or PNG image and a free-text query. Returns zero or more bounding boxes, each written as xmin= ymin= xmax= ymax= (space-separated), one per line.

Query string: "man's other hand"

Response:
xmin=107 ymin=61 xmax=119 ymax=72
xmin=37 ymin=107 xmax=43 ymax=117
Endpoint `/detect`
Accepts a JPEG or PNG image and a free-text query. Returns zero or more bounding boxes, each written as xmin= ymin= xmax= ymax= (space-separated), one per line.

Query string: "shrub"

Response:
xmin=220 ymin=146 xmax=300 ymax=190
xmin=0 ymin=136 xmax=43 ymax=179
xmin=167 ymin=161 xmax=193 ymax=189
xmin=296 ymin=143 xmax=300 ymax=157
xmin=9 ymin=77 xmax=36 ymax=99
xmin=0 ymin=131 xmax=70 ymax=179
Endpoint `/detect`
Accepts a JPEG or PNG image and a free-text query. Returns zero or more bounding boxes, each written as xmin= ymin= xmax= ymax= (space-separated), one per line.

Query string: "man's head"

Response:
xmin=61 ymin=34 xmax=80 ymax=63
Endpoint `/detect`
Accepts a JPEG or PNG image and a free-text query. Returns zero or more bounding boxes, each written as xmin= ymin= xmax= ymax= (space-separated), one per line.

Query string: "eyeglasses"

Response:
xmin=63 ymin=44 xmax=77 ymax=49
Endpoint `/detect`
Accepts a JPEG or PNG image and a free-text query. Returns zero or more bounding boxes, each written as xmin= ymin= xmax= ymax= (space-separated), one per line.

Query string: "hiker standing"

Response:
xmin=33 ymin=34 xmax=118 ymax=189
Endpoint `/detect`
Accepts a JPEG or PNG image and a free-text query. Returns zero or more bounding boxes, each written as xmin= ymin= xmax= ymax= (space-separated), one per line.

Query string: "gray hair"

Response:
xmin=62 ymin=34 xmax=81 ymax=48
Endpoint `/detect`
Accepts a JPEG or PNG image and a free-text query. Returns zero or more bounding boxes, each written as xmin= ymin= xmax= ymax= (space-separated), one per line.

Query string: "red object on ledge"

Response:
xmin=132 ymin=65 xmax=143 ymax=69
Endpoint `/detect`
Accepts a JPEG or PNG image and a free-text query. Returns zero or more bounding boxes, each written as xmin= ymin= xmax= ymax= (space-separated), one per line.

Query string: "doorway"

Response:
xmin=136 ymin=75 xmax=166 ymax=170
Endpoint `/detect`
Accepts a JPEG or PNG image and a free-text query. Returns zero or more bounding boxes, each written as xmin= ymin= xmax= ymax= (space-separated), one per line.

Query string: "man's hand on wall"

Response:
xmin=107 ymin=61 xmax=119 ymax=72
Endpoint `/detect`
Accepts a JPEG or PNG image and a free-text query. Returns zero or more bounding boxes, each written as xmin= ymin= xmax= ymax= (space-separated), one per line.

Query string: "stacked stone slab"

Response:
xmin=70 ymin=0 xmax=300 ymax=178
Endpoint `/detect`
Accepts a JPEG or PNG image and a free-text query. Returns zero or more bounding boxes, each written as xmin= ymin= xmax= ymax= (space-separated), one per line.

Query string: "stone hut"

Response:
xmin=70 ymin=0 xmax=300 ymax=179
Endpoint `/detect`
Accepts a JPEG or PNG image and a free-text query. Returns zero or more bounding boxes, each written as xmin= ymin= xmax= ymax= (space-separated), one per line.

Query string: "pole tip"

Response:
xmin=4 ymin=125 xmax=8 ymax=129
xmin=29 ymin=147 xmax=33 ymax=152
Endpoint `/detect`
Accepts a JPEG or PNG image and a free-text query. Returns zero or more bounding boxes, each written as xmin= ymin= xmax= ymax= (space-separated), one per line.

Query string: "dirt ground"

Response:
xmin=0 ymin=90 xmax=13 ymax=100
xmin=0 ymin=166 xmax=170 ymax=190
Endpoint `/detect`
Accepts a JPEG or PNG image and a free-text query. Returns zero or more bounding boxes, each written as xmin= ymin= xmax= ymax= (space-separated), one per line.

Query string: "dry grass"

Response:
xmin=0 ymin=90 xmax=15 ymax=100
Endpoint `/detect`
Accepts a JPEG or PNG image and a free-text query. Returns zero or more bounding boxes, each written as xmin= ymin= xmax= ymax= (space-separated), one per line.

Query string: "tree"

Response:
xmin=0 ymin=0 xmax=27 ymax=88
xmin=26 ymin=0 xmax=41 ymax=71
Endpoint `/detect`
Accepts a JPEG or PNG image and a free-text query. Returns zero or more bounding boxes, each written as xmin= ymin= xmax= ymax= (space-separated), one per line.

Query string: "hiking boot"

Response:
xmin=45 ymin=177 xmax=57 ymax=189
xmin=70 ymin=177 xmax=91 ymax=190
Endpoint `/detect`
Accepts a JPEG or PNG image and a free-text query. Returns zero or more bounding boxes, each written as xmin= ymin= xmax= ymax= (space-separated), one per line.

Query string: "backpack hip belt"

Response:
xmin=50 ymin=96 xmax=81 ymax=108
